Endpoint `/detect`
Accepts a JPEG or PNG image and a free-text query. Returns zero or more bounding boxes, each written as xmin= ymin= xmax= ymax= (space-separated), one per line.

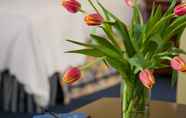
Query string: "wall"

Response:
xmin=177 ymin=29 xmax=186 ymax=104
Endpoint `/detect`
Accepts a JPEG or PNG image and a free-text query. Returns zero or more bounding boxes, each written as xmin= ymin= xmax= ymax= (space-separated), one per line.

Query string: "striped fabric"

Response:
xmin=0 ymin=70 xmax=59 ymax=113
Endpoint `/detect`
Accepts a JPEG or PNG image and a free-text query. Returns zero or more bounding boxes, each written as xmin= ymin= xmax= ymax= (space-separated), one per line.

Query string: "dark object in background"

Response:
xmin=0 ymin=70 xmax=63 ymax=113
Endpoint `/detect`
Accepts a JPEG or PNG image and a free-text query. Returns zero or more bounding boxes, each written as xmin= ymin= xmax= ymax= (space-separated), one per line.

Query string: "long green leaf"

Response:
xmin=147 ymin=14 xmax=174 ymax=39
xmin=146 ymin=5 xmax=162 ymax=32
xmin=66 ymin=39 xmax=95 ymax=48
xmin=67 ymin=38 xmax=122 ymax=58
xmin=66 ymin=48 xmax=104 ymax=57
xmin=98 ymin=1 xmax=120 ymax=49
xmin=164 ymin=22 xmax=186 ymax=41
xmin=97 ymin=1 xmax=136 ymax=57
xmin=100 ymin=26 xmax=120 ymax=48
xmin=106 ymin=57 xmax=130 ymax=76
xmin=171 ymin=70 xmax=177 ymax=87
xmin=164 ymin=16 xmax=186 ymax=38
xmin=164 ymin=0 xmax=176 ymax=16
xmin=150 ymin=2 xmax=156 ymax=19
xmin=128 ymin=54 xmax=144 ymax=73
xmin=114 ymin=20 xmax=137 ymax=57
xmin=90 ymin=34 xmax=121 ymax=52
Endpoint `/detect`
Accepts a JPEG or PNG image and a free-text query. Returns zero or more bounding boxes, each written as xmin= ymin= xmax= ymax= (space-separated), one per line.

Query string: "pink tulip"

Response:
xmin=124 ymin=0 xmax=133 ymax=7
xmin=174 ymin=3 xmax=186 ymax=16
xmin=170 ymin=56 xmax=186 ymax=72
xmin=62 ymin=0 xmax=81 ymax=13
xmin=84 ymin=13 xmax=103 ymax=26
xmin=63 ymin=67 xmax=81 ymax=84
xmin=139 ymin=69 xmax=155 ymax=89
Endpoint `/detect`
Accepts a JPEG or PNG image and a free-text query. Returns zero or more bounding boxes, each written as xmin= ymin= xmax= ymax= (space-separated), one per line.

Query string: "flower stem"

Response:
xmin=87 ymin=0 xmax=99 ymax=13
xmin=79 ymin=56 xmax=106 ymax=70
xmin=79 ymin=8 xmax=87 ymax=14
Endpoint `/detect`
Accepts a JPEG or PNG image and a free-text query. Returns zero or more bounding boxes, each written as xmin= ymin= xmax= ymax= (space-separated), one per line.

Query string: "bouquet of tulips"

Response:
xmin=61 ymin=0 xmax=186 ymax=117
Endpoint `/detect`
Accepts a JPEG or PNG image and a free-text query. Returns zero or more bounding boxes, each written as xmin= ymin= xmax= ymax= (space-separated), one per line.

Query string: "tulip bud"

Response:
xmin=170 ymin=56 xmax=186 ymax=72
xmin=84 ymin=13 xmax=103 ymax=26
xmin=139 ymin=69 xmax=155 ymax=89
xmin=174 ymin=3 xmax=186 ymax=16
xmin=63 ymin=67 xmax=81 ymax=84
xmin=124 ymin=0 xmax=133 ymax=7
xmin=62 ymin=0 xmax=81 ymax=13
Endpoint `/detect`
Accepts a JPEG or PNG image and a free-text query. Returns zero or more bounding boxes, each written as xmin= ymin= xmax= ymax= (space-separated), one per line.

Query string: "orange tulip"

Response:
xmin=62 ymin=0 xmax=81 ymax=13
xmin=139 ymin=69 xmax=155 ymax=89
xmin=63 ymin=67 xmax=81 ymax=84
xmin=174 ymin=3 xmax=186 ymax=16
xmin=84 ymin=13 xmax=103 ymax=26
xmin=170 ymin=56 xmax=186 ymax=72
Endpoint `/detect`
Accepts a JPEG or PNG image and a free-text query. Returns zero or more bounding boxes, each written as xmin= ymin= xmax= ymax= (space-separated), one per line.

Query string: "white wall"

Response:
xmin=177 ymin=29 xmax=186 ymax=104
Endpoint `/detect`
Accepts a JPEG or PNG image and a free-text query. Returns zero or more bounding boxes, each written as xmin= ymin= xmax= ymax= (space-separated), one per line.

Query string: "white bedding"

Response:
xmin=0 ymin=0 xmax=132 ymax=107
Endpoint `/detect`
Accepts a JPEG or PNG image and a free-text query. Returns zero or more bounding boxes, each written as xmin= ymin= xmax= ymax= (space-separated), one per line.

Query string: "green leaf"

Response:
xmin=149 ymin=63 xmax=169 ymax=69
xmin=147 ymin=14 xmax=174 ymax=39
xmin=154 ymin=47 xmax=186 ymax=58
xmin=171 ymin=70 xmax=177 ymax=87
xmin=98 ymin=1 xmax=120 ymax=49
xmin=148 ymin=34 xmax=163 ymax=50
xmin=146 ymin=54 xmax=170 ymax=69
xmin=164 ymin=22 xmax=186 ymax=41
xmin=170 ymin=47 xmax=186 ymax=55
xmin=164 ymin=16 xmax=186 ymax=39
xmin=128 ymin=54 xmax=145 ymax=74
xmin=66 ymin=39 xmax=95 ymax=48
xmin=150 ymin=2 xmax=156 ymax=18
xmin=164 ymin=0 xmax=176 ymax=16
xmin=113 ymin=20 xmax=136 ymax=57
xmin=146 ymin=5 xmax=163 ymax=32
xmin=90 ymin=34 xmax=122 ymax=58
xmin=133 ymin=24 xmax=142 ymax=38
xmin=106 ymin=57 xmax=130 ymax=77
xmin=142 ymin=39 xmax=159 ymax=58
xmin=132 ymin=6 xmax=144 ymax=26
xmin=90 ymin=34 xmax=114 ymax=49
xmin=158 ymin=41 xmax=174 ymax=52
xmin=97 ymin=1 xmax=136 ymax=57
xmin=168 ymin=0 xmax=173 ymax=4
xmin=67 ymin=37 xmax=122 ymax=59
xmin=66 ymin=48 xmax=104 ymax=57
xmin=100 ymin=26 xmax=119 ymax=48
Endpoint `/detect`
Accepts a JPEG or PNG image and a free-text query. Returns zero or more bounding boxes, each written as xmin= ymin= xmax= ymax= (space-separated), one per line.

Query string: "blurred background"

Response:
xmin=0 ymin=0 xmax=183 ymax=118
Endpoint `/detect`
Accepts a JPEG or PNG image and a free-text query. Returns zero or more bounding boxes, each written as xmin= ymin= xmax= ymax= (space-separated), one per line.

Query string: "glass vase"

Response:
xmin=122 ymin=79 xmax=150 ymax=118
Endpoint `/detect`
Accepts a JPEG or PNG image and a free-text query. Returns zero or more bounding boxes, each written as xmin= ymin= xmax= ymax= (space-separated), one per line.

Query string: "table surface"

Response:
xmin=75 ymin=97 xmax=186 ymax=118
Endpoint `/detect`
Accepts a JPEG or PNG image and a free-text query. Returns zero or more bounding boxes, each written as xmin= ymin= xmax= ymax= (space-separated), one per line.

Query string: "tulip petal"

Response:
xmin=174 ymin=3 xmax=186 ymax=16
xmin=62 ymin=0 xmax=81 ymax=13
xmin=63 ymin=67 xmax=81 ymax=84
xmin=171 ymin=56 xmax=186 ymax=72
xmin=84 ymin=13 xmax=103 ymax=26
xmin=139 ymin=69 xmax=155 ymax=89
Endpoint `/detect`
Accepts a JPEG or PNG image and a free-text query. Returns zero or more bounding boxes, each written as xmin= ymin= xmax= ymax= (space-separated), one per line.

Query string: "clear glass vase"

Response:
xmin=122 ymin=79 xmax=150 ymax=118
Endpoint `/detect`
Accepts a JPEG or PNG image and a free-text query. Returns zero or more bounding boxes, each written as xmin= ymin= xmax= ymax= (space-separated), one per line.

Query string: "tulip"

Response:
xmin=174 ymin=3 xmax=186 ymax=16
xmin=63 ymin=67 xmax=81 ymax=84
xmin=170 ymin=56 xmax=186 ymax=72
xmin=84 ymin=13 xmax=103 ymax=26
xmin=62 ymin=0 xmax=81 ymax=13
xmin=139 ymin=69 xmax=155 ymax=89
xmin=124 ymin=0 xmax=133 ymax=7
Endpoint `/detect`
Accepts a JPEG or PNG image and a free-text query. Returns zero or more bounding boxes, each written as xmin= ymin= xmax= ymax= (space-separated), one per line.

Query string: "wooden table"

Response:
xmin=75 ymin=97 xmax=186 ymax=118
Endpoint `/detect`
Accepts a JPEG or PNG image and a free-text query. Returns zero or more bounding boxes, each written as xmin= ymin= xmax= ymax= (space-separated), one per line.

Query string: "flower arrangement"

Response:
xmin=61 ymin=0 xmax=186 ymax=118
